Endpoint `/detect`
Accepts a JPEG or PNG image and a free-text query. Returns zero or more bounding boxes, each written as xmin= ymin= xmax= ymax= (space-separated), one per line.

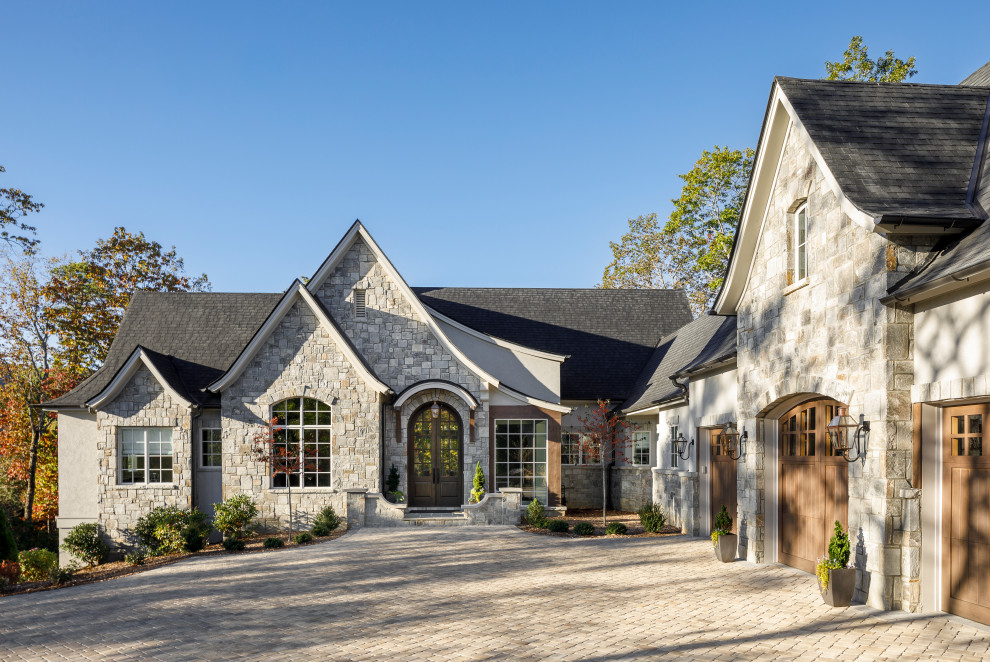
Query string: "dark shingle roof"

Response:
xmin=46 ymin=292 xmax=283 ymax=408
xmin=413 ymin=287 xmax=693 ymax=401
xmin=776 ymin=77 xmax=990 ymax=221
xmin=962 ymin=62 xmax=990 ymax=87
xmin=621 ymin=314 xmax=737 ymax=414
xmin=887 ymin=218 xmax=990 ymax=299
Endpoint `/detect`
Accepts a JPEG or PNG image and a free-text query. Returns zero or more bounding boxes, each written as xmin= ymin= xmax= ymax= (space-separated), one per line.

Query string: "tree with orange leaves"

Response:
xmin=577 ymin=399 xmax=630 ymax=527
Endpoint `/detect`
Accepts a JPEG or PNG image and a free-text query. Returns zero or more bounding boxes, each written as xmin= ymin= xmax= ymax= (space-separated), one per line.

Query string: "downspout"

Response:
xmin=190 ymin=405 xmax=202 ymax=511
xmin=380 ymin=394 xmax=391 ymax=494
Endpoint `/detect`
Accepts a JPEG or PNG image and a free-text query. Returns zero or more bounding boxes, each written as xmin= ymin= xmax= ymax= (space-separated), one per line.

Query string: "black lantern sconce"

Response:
xmin=719 ymin=423 xmax=748 ymax=460
xmin=673 ymin=432 xmax=694 ymax=461
xmin=826 ymin=406 xmax=870 ymax=462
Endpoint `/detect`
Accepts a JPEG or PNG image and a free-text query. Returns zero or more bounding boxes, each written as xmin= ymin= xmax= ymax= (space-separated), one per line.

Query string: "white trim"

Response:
xmin=86 ymin=348 xmax=193 ymax=410
xmin=393 ymin=381 xmax=479 ymax=411
xmin=427 ymin=306 xmax=569 ymax=362
xmin=208 ymin=281 xmax=391 ymax=394
xmin=623 ymin=405 xmax=661 ymax=416
xmin=305 ymin=221 xmax=501 ymax=389
xmin=495 ymin=384 xmax=572 ymax=413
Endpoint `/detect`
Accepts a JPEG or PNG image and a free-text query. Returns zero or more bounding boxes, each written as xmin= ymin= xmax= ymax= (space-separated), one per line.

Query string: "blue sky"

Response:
xmin=2 ymin=1 xmax=988 ymax=292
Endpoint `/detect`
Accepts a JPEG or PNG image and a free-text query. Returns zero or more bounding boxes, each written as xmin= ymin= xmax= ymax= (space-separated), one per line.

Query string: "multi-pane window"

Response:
xmin=120 ymin=428 xmax=173 ymax=484
xmin=271 ymin=398 xmax=333 ymax=488
xmin=494 ymin=419 xmax=548 ymax=503
xmin=669 ymin=425 xmax=679 ymax=468
xmin=201 ymin=428 xmax=222 ymax=469
xmin=562 ymin=432 xmax=581 ymax=465
xmin=950 ymin=412 xmax=984 ymax=456
xmin=795 ymin=204 xmax=808 ymax=281
xmin=632 ymin=431 xmax=651 ymax=466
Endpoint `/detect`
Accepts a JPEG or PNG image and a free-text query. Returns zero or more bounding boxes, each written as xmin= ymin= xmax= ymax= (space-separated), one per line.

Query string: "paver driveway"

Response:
xmin=2 ymin=527 xmax=990 ymax=661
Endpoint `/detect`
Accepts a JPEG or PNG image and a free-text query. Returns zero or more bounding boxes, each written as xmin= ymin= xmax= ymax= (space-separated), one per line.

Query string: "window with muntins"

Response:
xmin=494 ymin=419 xmax=548 ymax=503
xmin=271 ymin=398 xmax=333 ymax=488
xmin=632 ymin=431 xmax=651 ymax=466
xmin=795 ymin=204 xmax=808 ymax=281
xmin=562 ymin=431 xmax=580 ymax=465
xmin=201 ymin=428 xmax=222 ymax=469
xmin=120 ymin=428 xmax=173 ymax=484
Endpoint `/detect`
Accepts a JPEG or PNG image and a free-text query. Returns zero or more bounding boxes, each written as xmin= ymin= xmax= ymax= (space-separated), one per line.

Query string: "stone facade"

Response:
xmin=735 ymin=122 xmax=937 ymax=610
xmin=561 ymin=466 xmax=601 ymax=509
xmin=653 ymin=468 xmax=699 ymax=536
xmin=221 ymin=298 xmax=381 ymax=531
xmin=95 ymin=365 xmax=192 ymax=547
xmin=610 ymin=466 xmax=651 ymax=512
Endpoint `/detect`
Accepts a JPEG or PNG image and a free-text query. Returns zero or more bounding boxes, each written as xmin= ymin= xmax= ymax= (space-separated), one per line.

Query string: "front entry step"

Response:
xmin=402 ymin=507 xmax=470 ymax=526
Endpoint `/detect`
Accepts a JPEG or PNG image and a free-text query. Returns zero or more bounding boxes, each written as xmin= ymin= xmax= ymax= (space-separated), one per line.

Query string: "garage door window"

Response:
xmin=950 ymin=413 xmax=983 ymax=456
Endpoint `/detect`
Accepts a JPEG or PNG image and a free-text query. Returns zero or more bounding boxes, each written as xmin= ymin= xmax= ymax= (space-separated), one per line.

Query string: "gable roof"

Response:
xmin=84 ymin=346 xmax=195 ymax=409
xmin=208 ymin=280 xmax=392 ymax=394
xmin=413 ymin=287 xmax=693 ymax=401
xmin=775 ymin=77 xmax=990 ymax=222
xmin=963 ymin=62 xmax=990 ymax=87
xmin=621 ymin=314 xmax=737 ymax=414
xmin=45 ymin=291 xmax=284 ymax=409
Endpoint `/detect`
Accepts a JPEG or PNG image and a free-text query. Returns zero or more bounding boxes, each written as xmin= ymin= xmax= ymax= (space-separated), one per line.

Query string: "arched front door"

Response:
xmin=408 ymin=403 xmax=463 ymax=507
xmin=778 ymin=398 xmax=849 ymax=573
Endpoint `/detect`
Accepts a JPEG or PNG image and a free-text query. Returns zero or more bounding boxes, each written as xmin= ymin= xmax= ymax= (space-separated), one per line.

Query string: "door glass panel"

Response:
xmin=969 ymin=436 xmax=983 ymax=456
xmin=969 ymin=414 xmax=983 ymax=435
xmin=438 ymin=408 xmax=460 ymax=477
xmin=953 ymin=438 xmax=966 ymax=456
xmin=412 ymin=413 xmax=432 ymax=477
xmin=953 ymin=416 xmax=965 ymax=435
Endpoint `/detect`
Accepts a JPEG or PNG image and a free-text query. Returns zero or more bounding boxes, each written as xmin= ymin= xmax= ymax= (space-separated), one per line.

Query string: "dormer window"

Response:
xmin=794 ymin=203 xmax=808 ymax=282
xmin=354 ymin=289 xmax=367 ymax=318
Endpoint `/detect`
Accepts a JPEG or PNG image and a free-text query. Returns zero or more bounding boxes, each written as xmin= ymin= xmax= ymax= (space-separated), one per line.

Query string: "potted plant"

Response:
xmin=711 ymin=505 xmax=737 ymax=562
xmin=816 ymin=520 xmax=856 ymax=607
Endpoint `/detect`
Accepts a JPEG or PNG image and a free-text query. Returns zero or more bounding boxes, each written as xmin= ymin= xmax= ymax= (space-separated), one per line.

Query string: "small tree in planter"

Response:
xmin=817 ymin=520 xmax=855 ymax=607
xmin=251 ymin=417 xmax=315 ymax=539
xmin=470 ymin=462 xmax=486 ymax=504
xmin=711 ymin=505 xmax=737 ymax=562
xmin=576 ymin=399 xmax=630 ymax=527
xmin=385 ymin=464 xmax=404 ymax=503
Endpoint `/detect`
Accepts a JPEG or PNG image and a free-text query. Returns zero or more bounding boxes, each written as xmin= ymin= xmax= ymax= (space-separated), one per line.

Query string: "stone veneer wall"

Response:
xmin=652 ymin=469 xmax=699 ymax=536
xmin=317 ymin=237 xmax=488 ymax=500
xmin=561 ymin=466 xmax=602 ymax=509
xmin=735 ymin=122 xmax=937 ymax=611
xmin=610 ymin=466 xmax=652 ymax=512
xmin=95 ymin=365 xmax=192 ymax=548
xmin=221 ymin=299 xmax=381 ymax=530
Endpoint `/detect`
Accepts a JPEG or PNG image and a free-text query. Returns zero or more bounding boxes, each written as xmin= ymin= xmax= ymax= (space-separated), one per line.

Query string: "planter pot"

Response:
xmin=820 ymin=567 xmax=856 ymax=607
xmin=714 ymin=533 xmax=737 ymax=562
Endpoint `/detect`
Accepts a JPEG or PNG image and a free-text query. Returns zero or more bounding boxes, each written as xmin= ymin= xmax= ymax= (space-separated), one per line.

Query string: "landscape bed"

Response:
xmin=518 ymin=508 xmax=683 ymax=538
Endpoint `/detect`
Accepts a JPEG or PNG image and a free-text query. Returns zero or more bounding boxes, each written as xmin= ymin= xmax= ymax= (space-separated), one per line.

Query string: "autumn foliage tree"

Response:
xmin=0 ymin=165 xmax=43 ymax=256
xmin=251 ymin=417 xmax=316 ymax=538
xmin=576 ymin=399 xmax=630 ymax=527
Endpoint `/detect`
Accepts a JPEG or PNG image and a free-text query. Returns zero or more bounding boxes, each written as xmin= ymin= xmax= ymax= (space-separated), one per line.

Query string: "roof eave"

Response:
xmin=881 ymin=260 xmax=990 ymax=306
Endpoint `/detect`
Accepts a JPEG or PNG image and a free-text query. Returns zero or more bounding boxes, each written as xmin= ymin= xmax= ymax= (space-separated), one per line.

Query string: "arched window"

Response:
xmin=271 ymin=397 xmax=333 ymax=488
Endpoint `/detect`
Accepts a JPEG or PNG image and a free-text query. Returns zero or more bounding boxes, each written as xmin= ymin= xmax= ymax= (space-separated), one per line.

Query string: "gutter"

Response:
xmin=674 ymin=354 xmax=738 ymax=379
xmin=880 ymin=259 xmax=990 ymax=306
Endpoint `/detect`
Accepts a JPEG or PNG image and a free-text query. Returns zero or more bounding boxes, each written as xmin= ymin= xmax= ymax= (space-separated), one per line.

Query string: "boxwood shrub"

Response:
xmin=573 ymin=522 xmax=595 ymax=536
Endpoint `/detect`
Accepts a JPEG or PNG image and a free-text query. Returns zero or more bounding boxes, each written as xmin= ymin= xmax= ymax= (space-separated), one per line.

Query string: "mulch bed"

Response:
xmin=0 ymin=528 xmax=349 ymax=598
xmin=518 ymin=508 xmax=683 ymax=538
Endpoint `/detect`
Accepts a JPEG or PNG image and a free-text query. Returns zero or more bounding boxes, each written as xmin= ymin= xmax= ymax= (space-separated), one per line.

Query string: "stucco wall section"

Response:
xmin=735 ymin=122 xmax=936 ymax=611
xmin=94 ymin=365 xmax=192 ymax=548
xmin=220 ymin=299 xmax=380 ymax=531
xmin=316 ymin=237 xmax=488 ymax=502
xmin=56 ymin=411 xmax=101 ymax=565
xmin=914 ymin=284 xmax=990 ymax=386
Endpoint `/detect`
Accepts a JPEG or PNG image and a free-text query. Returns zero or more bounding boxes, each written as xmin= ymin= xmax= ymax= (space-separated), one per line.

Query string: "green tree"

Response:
xmin=824 ymin=35 xmax=917 ymax=82
xmin=601 ymin=146 xmax=753 ymax=315
xmin=0 ymin=165 xmax=43 ymax=256
xmin=44 ymin=227 xmax=211 ymax=372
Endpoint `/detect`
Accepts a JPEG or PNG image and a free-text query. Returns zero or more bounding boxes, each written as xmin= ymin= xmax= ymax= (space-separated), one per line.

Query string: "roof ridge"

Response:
xmin=774 ymin=75 xmax=990 ymax=91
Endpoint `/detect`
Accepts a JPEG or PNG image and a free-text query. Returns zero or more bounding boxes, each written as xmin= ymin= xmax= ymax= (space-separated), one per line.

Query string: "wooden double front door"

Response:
xmin=943 ymin=402 xmax=990 ymax=625
xmin=709 ymin=428 xmax=737 ymax=534
xmin=778 ymin=398 xmax=849 ymax=573
xmin=408 ymin=404 xmax=463 ymax=507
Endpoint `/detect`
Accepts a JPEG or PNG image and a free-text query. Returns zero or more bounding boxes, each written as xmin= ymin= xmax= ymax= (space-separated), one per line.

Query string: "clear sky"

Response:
xmin=2 ymin=1 xmax=988 ymax=292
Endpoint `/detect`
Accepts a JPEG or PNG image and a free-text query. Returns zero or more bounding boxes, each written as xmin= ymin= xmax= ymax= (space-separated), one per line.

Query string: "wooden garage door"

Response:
xmin=942 ymin=403 xmax=990 ymax=625
xmin=779 ymin=399 xmax=848 ymax=573
xmin=709 ymin=427 xmax=737 ymax=534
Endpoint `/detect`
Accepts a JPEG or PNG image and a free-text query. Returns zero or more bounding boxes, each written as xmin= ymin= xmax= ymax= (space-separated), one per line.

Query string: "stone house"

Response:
xmin=47 ymin=221 xmax=692 ymax=556
xmin=633 ymin=61 xmax=990 ymax=627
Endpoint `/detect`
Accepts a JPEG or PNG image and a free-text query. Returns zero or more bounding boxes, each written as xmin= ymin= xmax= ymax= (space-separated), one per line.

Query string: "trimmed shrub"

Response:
xmin=311 ymin=505 xmax=341 ymax=536
xmin=48 ymin=565 xmax=76 ymax=586
xmin=0 ymin=560 xmax=21 ymax=586
xmin=222 ymin=536 xmax=246 ymax=552
xmin=711 ymin=505 xmax=733 ymax=545
xmin=605 ymin=522 xmax=627 ymax=535
xmin=264 ymin=537 xmax=285 ymax=549
xmin=212 ymin=495 xmax=259 ymax=540
xmin=124 ymin=551 xmax=146 ymax=566
xmin=470 ymin=462 xmax=486 ymax=503
xmin=0 ymin=509 xmax=17 ymax=562
xmin=547 ymin=519 xmax=569 ymax=533
xmin=827 ymin=520 xmax=851 ymax=567
xmin=573 ymin=522 xmax=595 ymax=536
xmin=293 ymin=532 xmax=313 ymax=544
xmin=526 ymin=499 xmax=547 ymax=528
xmin=135 ymin=506 xmax=211 ymax=555
xmin=18 ymin=548 xmax=58 ymax=582
xmin=386 ymin=464 xmax=400 ymax=493
xmin=638 ymin=502 xmax=667 ymax=533
xmin=61 ymin=523 xmax=108 ymax=566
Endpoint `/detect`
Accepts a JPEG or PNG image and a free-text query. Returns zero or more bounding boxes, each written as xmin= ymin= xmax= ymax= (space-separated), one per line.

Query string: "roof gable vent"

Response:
xmin=354 ymin=289 xmax=367 ymax=318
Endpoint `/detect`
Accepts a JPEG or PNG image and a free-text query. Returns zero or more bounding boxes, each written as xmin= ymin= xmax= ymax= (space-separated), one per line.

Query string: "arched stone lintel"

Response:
xmin=752 ymin=376 xmax=855 ymax=419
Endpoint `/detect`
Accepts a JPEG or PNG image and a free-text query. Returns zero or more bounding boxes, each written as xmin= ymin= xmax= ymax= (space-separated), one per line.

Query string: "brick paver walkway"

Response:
xmin=2 ymin=527 xmax=989 ymax=660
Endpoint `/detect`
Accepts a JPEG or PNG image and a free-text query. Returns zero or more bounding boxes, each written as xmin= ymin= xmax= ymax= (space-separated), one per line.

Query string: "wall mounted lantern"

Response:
xmin=719 ymin=423 xmax=747 ymax=460
xmin=430 ymin=389 xmax=441 ymax=419
xmin=826 ymin=406 xmax=870 ymax=462
xmin=673 ymin=432 xmax=694 ymax=461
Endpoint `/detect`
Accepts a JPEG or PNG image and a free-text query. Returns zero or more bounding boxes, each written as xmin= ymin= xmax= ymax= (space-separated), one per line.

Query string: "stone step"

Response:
xmin=403 ymin=510 xmax=465 ymax=519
